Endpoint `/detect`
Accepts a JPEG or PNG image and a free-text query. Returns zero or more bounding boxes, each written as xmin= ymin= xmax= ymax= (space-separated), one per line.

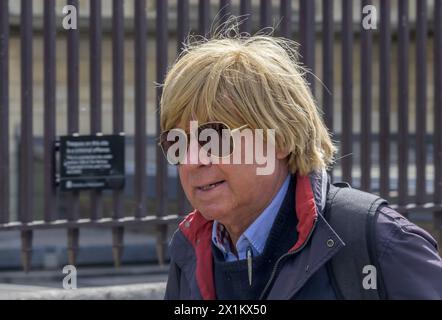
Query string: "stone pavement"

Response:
xmin=0 ymin=264 xmax=168 ymax=300
xmin=0 ymin=283 xmax=166 ymax=300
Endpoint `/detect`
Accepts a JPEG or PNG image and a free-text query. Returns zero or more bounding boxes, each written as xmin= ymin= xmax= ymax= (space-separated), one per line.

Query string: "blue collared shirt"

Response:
xmin=212 ymin=174 xmax=290 ymax=261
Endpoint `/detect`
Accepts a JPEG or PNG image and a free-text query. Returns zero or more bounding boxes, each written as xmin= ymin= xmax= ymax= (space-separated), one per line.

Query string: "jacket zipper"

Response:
xmin=258 ymin=218 xmax=318 ymax=300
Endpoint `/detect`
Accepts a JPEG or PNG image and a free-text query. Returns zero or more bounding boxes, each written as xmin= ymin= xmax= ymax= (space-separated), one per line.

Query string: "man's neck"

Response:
xmin=222 ymin=171 xmax=290 ymax=248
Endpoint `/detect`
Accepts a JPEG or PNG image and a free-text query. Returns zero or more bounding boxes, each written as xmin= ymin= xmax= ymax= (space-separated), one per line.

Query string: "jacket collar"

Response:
xmin=178 ymin=169 xmax=339 ymax=300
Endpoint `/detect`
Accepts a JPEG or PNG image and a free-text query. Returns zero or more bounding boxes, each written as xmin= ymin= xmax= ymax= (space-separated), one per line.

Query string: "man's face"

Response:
xmin=178 ymin=128 xmax=289 ymax=226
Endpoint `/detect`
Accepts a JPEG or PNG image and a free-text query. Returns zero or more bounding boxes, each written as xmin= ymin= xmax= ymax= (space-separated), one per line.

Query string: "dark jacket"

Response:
xmin=165 ymin=171 xmax=442 ymax=299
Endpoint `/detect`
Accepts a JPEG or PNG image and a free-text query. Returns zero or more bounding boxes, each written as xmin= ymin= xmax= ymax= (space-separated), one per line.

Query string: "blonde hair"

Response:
xmin=159 ymin=24 xmax=336 ymax=175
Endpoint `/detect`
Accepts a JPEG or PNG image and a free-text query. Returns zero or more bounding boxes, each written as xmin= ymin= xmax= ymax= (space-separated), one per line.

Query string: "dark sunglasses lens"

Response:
xmin=159 ymin=130 xmax=187 ymax=164
xmin=198 ymin=123 xmax=233 ymax=157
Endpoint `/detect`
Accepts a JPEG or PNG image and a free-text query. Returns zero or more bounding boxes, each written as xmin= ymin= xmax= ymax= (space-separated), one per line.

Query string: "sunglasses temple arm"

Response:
xmin=231 ymin=124 xmax=249 ymax=133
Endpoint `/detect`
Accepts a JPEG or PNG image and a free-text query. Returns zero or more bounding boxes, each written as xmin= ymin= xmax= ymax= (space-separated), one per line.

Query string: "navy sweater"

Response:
xmin=212 ymin=176 xmax=298 ymax=299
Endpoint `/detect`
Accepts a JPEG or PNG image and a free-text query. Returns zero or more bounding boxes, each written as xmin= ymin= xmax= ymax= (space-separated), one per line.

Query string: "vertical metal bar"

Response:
xmin=433 ymin=0 xmax=442 ymax=244
xmin=43 ymin=0 xmax=56 ymax=223
xmin=379 ymin=0 xmax=391 ymax=199
xmin=90 ymin=0 xmax=103 ymax=221
xmin=299 ymin=0 xmax=315 ymax=93
xmin=177 ymin=0 xmax=189 ymax=53
xmin=112 ymin=0 xmax=125 ymax=268
xmin=156 ymin=224 xmax=168 ymax=266
xmin=66 ymin=0 xmax=80 ymax=222
xmin=398 ymin=0 xmax=409 ymax=207
xmin=134 ymin=0 xmax=147 ymax=218
xmin=435 ymin=0 xmax=442 ymax=205
xmin=67 ymin=0 xmax=79 ymax=141
xmin=322 ymin=0 xmax=333 ymax=180
xmin=20 ymin=0 xmax=34 ymax=272
xmin=67 ymin=227 xmax=79 ymax=266
xmin=279 ymin=0 xmax=291 ymax=38
xmin=239 ymin=0 xmax=251 ymax=34
xmin=112 ymin=0 xmax=124 ymax=219
xmin=20 ymin=0 xmax=33 ymax=223
xmin=176 ymin=0 xmax=191 ymax=214
xmin=341 ymin=0 xmax=353 ymax=184
xmin=199 ymin=0 xmax=210 ymax=36
xmin=360 ymin=0 xmax=372 ymax=192
xmin=219 ymin=0 xmax=231 ymax=25
xmin=156 ymin=0 xmax=168 ymax=218
xmin=156 ymin=0 xmax=168 ymax=265
xmin=66 ymin=0 xmax=80 ymax=267
xmin=416 ymin=0 xmax=427 ymax=205
xmin=0 ymin=0 xmax=10 ymax=224
xmin=322 ymin=0 xmax=333 ymax=133
xmin=260 ymin=0 xmax=272 ymax=28
xmin=21 ymin=230 xmax=32 ymax=273
xmin=112 ymin=226 xmax=124 ymax=268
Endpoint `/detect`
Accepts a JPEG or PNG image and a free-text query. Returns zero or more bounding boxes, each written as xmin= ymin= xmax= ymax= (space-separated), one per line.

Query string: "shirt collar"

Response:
xmin=212 ymin=174 xmax=291 ymax=260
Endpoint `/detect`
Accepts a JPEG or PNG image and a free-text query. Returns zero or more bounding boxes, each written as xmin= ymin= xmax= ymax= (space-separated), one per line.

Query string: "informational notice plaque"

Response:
xmin=58 ymin=134 xmax=125 ymax=191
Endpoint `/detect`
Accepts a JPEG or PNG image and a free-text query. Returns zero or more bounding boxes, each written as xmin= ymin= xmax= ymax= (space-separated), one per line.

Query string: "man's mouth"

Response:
xmin=197 ymin=180 xmax=225 ymax=191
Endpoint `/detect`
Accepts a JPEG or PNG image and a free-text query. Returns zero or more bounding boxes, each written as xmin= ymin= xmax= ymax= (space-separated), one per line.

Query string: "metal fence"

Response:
xmin=0 ymin=0 xmax=441 ymax=272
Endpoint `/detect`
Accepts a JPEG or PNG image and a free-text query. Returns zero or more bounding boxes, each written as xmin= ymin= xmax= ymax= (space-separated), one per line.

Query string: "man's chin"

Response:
xmin=198 ymin=207 xmax=228 ymax=222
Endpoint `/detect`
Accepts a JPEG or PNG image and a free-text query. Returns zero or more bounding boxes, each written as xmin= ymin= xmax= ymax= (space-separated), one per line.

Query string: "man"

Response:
xmin=159 ymin=31 xmax=442 ymax=299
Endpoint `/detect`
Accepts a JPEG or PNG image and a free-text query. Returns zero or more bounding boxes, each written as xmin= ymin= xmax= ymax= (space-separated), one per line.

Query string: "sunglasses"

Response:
xmin=158 ymin=121 xmax=248 ymax=165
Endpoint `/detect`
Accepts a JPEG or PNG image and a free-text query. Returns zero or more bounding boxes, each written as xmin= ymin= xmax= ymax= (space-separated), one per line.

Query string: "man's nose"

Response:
xmin=185 ymin=140 xmax=212 ymax=166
